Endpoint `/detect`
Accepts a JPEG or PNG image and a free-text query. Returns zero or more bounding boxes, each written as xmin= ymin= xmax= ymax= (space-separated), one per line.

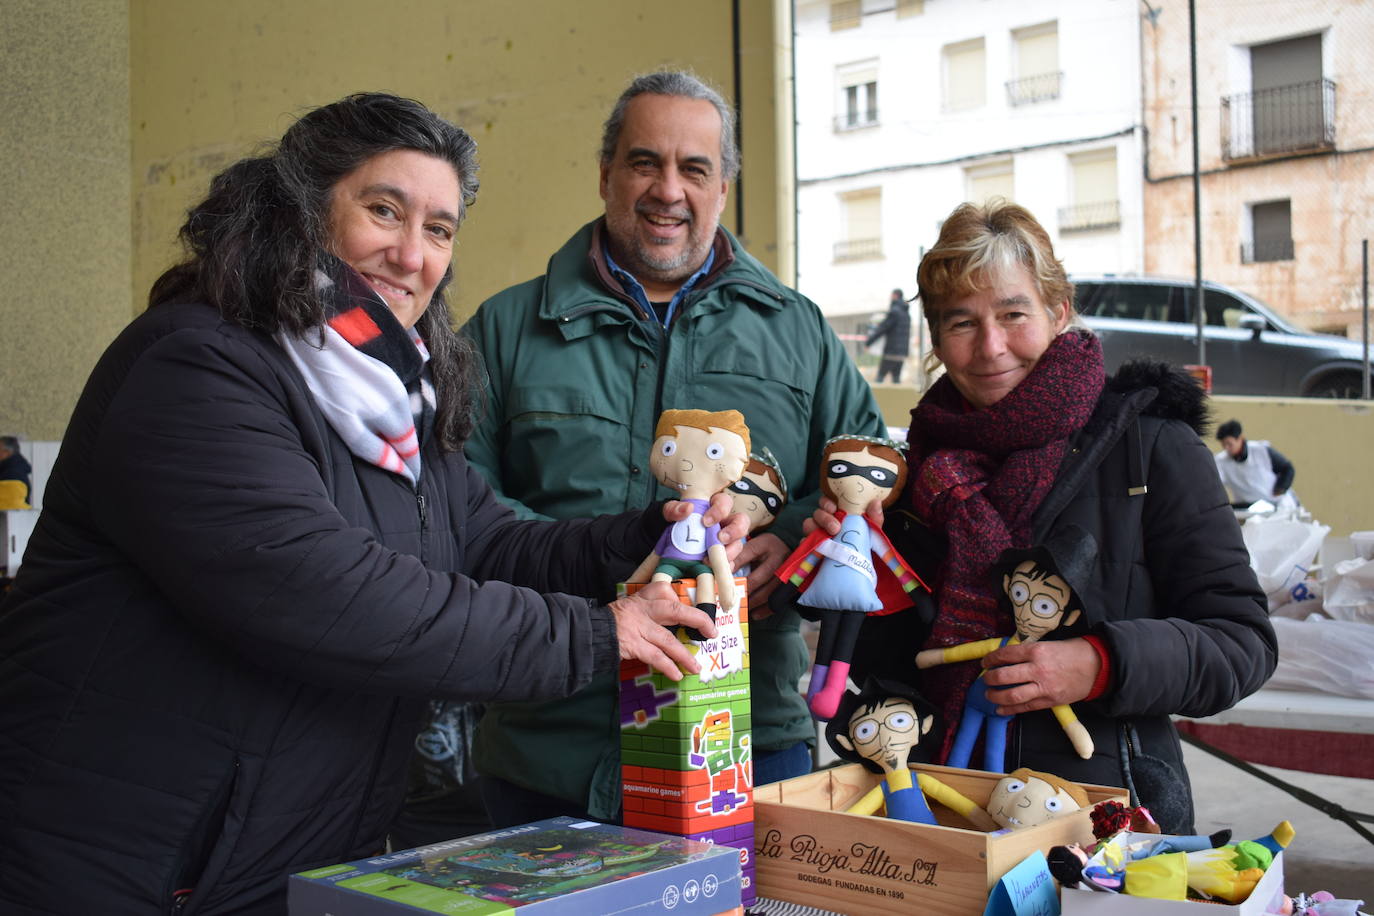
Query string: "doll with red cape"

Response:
xmin=773 ymin=435 xmax=928 ymax=720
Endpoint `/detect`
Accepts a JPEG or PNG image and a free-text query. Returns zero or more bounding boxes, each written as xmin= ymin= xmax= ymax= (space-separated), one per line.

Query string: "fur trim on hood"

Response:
xmin=1106 ymin=359 xmax=1210 ymax=434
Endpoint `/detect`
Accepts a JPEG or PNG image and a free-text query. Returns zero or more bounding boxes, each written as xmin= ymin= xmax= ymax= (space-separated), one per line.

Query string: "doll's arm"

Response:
xmin=707 ymin=542 xmax=736 ymax=611
xmin=874 ymin=542 xmax=925 ymax=595
xmin=1051 ymin=703 xmax=1095 ymax=759
xmin=626 ymin=552 xmax=661 ymax=585
xmin=916 ymin=773 xmax=997 ymax=830
xmin=784 ymin=549 xmax=825 ymax=588
xmin=915 ymin=637 xmax=1004 ymax=669
xmin=845 ymin=784 xmax=886 ymax=817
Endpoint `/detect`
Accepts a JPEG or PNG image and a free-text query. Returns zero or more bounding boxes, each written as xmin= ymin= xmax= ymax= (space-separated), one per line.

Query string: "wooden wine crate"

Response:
xmin=753 ymin=762 xmax=1126 ymax=916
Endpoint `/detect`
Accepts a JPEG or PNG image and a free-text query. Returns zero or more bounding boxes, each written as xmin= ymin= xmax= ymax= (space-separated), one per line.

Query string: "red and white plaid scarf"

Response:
xmin=277 ymin=256 xmax=435 ymax=486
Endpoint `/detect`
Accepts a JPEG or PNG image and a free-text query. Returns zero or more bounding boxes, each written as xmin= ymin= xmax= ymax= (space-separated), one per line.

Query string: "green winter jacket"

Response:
xmin=463 ymin=219 xmax=885 ymax=818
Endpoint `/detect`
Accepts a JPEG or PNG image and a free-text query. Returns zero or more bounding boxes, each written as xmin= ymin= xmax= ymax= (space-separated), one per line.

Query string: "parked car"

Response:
xmin=1071 ymin=275 xmax=1372 ymax=398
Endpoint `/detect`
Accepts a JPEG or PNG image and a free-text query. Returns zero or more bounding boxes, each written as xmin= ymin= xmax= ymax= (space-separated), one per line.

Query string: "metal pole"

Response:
xmin=915 ymin=246 xmax=926 ymax=393
xmin=1363 ymin=239 xmax=1370 ymax=400
xmin=1190 ymin=0 xmax=1205 ymax=367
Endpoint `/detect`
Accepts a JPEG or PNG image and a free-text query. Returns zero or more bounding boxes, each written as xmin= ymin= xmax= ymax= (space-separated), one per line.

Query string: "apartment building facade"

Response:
xmin=794 ymin=0 xmax=1146 ymax=357
xmin=1141 ymin=0 xmax=1374 ymax=336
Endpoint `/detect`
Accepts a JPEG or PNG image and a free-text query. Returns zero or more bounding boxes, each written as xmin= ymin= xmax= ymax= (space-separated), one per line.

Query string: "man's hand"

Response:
xmin=734 ymin=532 xmax=789 ymax=617
xmin=608 ymin=592 xmax=716 ymax=682
xmin=980 ymin=638 xmax=1101 ymax=716
xmin=803 ymin=496 xmax=885 ymax=538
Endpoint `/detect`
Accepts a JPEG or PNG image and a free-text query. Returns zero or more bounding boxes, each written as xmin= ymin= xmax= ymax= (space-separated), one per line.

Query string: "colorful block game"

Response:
xmin=619 ymin=579 xmax=756 ymax=907
xmin=289 ymin=816 xmax=742 ymax=915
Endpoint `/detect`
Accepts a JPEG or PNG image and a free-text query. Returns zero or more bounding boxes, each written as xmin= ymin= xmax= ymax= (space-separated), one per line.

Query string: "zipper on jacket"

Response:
xmin=416 ymin=492 xmax=428 ymax=529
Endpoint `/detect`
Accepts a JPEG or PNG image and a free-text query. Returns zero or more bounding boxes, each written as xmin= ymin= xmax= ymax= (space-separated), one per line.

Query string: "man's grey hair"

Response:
xmin=599 ymin=71 xmax=741 ymax=182
xmin=0 ymin=436 xmax=19 ymax=453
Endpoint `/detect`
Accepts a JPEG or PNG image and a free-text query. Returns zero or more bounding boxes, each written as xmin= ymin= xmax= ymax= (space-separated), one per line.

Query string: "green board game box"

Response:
xmin=289 ymin=816 xmax=741 ymax=915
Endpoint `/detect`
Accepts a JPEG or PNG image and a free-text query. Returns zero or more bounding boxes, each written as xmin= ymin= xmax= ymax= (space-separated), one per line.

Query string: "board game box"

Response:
xmin=289 ymin=817 xmax=742 ymax=915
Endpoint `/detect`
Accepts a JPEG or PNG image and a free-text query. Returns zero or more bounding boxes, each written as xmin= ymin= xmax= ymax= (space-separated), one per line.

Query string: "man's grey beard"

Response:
xmin=634 ymin=237 xmax=698 ymax=279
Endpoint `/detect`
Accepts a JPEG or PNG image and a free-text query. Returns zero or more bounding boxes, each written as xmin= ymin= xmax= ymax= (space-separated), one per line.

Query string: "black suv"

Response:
xmin=1071 ymin=275 xmax=1371 ymax=398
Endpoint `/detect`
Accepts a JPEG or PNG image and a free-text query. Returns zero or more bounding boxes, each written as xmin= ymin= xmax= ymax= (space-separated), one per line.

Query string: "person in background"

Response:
xmin=1214 ymin=418 xmax=1297 ymax=509
xmin=834 ymin=199 xmax=1274 ymax=835
xmin=457 ymin=70 xmax=885 ymax=830
xmin=866 ymin=288 xmax=912 ymax=384
xmin=0 ymin=92 xmax=735 ymax=914
xmin=0 ymin=436 xmax=32 ymax=506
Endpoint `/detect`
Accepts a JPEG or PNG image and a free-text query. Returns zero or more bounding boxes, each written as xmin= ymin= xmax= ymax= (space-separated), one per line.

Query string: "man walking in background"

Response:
xmin=866 ymin=288 xmax=911 ymax=384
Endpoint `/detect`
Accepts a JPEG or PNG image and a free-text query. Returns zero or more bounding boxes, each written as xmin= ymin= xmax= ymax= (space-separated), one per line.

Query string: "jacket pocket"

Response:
xmin=502 ymin=386 xmax=632 ymax=517
xmin=167 ymin=757 xmax=241 ymax=916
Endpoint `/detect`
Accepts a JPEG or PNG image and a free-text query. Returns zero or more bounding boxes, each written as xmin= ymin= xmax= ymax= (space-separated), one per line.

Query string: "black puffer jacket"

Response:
xmin=861 ymin=362 xmax=1275 ymax=833
xmin=0 ymin=303 xmax=656 ymax=915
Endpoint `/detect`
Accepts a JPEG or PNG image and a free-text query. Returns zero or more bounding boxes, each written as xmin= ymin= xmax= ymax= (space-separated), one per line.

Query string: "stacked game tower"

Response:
xmin=619 ymin=579 xmax=756 ymax=908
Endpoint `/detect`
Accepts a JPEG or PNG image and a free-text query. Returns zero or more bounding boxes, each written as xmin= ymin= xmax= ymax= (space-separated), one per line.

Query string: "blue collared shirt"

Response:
xmin=603 ymin=242 xmax=716 ymax=328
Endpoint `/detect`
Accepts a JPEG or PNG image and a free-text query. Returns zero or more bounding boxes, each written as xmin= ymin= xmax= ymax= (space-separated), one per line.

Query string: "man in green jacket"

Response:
xmin=461 ymin=71 xmax=885 ymax=826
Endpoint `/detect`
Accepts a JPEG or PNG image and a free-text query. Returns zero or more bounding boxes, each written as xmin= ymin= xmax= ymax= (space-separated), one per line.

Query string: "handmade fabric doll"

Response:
xmin=984 ymin=767 xmax=1088 ymax=830
xmin=774 ymin=436 xmax=928 ymax=720
xmin=627 ymin=409 xmax=751 ymax=639
xmin=915 ymin=526 xmax=1096 ymax=768
xmin=826 ymin=677 xmax=995 ymax=829
xmin=728 ymin=448 xmax=788 ymax=572
xmin=1051 ymin=820 xmax=1293 ymax=901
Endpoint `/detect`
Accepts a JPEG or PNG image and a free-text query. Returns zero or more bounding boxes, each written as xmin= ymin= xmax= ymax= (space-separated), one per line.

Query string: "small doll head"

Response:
xmin=994 ymin=525 xmax=1095 ymax=643
xmin=826 ymin=677 xmax=937 ymax=775
xmin=650 ymin=409 xmax=751 ymax=500
xmin=819 ymin=436 xmax=907 ymax=514
xmin=1002 ymin=558 xmax=1079 ymax=643
xmin=986 ymin=767 xmax=1089 ymax=829
xmin=728 ymin=448 xmax=787 ymax=534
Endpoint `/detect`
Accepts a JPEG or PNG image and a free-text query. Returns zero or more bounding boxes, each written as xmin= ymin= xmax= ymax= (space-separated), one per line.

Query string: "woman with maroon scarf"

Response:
xmin=837 ymin=200 xmax=1274 ymax=834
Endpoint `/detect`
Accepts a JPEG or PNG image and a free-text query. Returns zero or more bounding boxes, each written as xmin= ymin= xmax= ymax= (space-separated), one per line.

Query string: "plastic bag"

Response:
xmin=1266 ymin=615 xmax=1374 ymax=699
xmin=1324 ymin=556 xmax=1374 ymax=625
xmin=1241 ymin=517 xmax=1329 ymax=604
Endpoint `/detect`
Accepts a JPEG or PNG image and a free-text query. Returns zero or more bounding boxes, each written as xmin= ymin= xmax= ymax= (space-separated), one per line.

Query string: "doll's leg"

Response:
xmin=810 ymin=612 xmax=864 ymax=721
xmin=947 ymin=705 xmax=985 ymax=769
xmin=806 ymin=609 xmax=840 ymax=715
xmin=983 ymin=713 xmax=1011 ymax=772
xmin=948 ymin=678 xmax=999 ymax=769
xmin=683 ymin=573 xmax=718 ymax=641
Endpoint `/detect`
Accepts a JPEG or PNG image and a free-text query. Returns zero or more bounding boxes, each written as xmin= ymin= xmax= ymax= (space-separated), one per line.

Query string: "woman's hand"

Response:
xmin=608 ymin=589 xmax=716 ymax=682
xmin=803 ymin=496 xmax=885 ymax=538
xmin=980 ymin=637 xmax=1101 ymax=716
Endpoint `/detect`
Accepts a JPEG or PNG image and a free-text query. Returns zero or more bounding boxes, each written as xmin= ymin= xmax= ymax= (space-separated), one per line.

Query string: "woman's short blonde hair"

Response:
xmin=917 ymin=199 xmax=1076 ymax=344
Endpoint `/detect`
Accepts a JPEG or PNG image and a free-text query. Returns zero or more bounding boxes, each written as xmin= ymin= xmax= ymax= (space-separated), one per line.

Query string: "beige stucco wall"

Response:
xmin=129 ymin=0 xmax=785 ymax=324
xmin=1 ymin=0 xmax=131 ymax=440
xmin=873 ymin=385 xmax=1374 ymax=538
xmin=1140 ymin=0 xmax=1374 ymax=335
xmin=2 ymin=1 xmax=787 ymax=441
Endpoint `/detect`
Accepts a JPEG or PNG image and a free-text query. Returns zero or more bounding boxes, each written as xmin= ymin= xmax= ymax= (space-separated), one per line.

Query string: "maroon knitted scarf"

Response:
xmin=906 ymin=330 xmax=1104 ymax=762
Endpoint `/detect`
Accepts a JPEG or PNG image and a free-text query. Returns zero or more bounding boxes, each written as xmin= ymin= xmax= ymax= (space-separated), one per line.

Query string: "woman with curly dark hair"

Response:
xmin=0 ymin=92 xmax=726 ymax=914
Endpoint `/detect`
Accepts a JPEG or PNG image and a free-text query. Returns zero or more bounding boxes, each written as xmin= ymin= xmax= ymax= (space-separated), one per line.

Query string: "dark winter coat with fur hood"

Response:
xmin=864 ymin=361 xmax=1275 ymax=834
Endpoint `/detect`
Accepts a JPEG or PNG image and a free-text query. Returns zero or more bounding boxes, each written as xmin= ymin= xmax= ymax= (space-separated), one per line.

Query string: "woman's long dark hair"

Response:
xmin=149 ymin=92 xmax=483 ymax=450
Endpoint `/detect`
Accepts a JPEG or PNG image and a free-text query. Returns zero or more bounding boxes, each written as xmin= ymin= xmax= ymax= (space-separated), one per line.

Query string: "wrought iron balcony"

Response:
xmin=833 ymin=238 xmax=883 ymax=262
xmin=1058 ymin=200 xmax=1121 ymax=233
xmin=834 ymin=109 xmax=880 ymax=132
xmin=1005 ymin=71 xmax=1062 ymax=106
xmin=1240 ymin=238 xmax=1295 ymax=264
xmin=1222 ymin=78 xmax=1335 ymax=161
